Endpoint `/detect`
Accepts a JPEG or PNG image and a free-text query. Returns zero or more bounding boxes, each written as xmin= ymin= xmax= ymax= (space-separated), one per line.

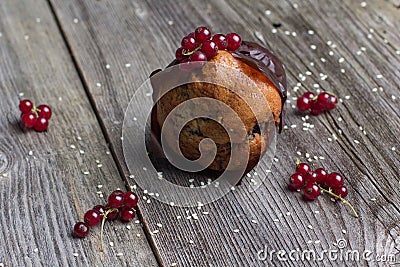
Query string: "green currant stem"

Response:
xmin=182 ymin=44 xmax=202 ymax=56
xmin=31 ymin=106 xmax=41 ymax=118
xmin=100 ymin=208 xmax=119 ymax=252
xmin=318 ymin=185 xmax=359 ymax=218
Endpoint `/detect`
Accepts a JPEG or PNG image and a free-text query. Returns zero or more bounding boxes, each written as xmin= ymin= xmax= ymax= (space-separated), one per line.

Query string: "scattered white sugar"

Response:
xmin=356 ymin=50 xmax=362 ymax=55
xmin=134 ymin=220 xmax=140 ymax=224
xmin=189 ymin=240 xmax=194 ymax=244
xmin=313 ymin=84 xmax=320 ymax=88
xmin=97 ymin=164 xmax=102 ymax=168
xmin=2 ymin=173 xmax=7 ymax=178
xmin=354 ymin=140 xmax=360 ymax=144
xmin=273 ymin=157 xmax=279 ymax=162
xmin=156 ymin=223 xmax=163 ymax=228
xmin=338 ymin=58 xmax=345 ymax=63
xmin=126 ymin=225 xmax=131 ymax=230
xmin=305 ymin=71 xmax=312 ymax=76
xmin=24 ymin=35 xmax=29 ymax=40
xmin=0 ymin=32 xmax=2 ymax=37
xmin=314 ymin=240 xmax=321 ymax=244
xmin=96 ymin=83 xmax=101 ymax=87
xmin=72 ymin=252 xmax=79 ymax=257
xmin=320 ymin=57 xmax=326 ymax=63
xmin=296 ymin=151 xmax=302 ymax=156
xmin=391 ymin=95 xmax=396 ymax=100
xmin=273 ymin=218 xmax=279 ymax=222
xmin=307 ymin=225 xmax=313 ymax=229
xmin=171 ymin=263 xmax=178 ymax=267
xmin=70 ymin=145 xmax=76 ymax=149
xmin=372 ymin=87 xmax=378 ymax=92
xmin=251 ymin=219 xmax=258 ymax=224
xmin=99 ymin=194 xmax=103 ymax=198
xmin=28 ymin=150 xmax=33 ymax=156
xmin=33 ymin=248 xmax=39 ymax=253
xmin=176 ymin=215 xmax=182 ymax=219
xmin=125 ymin=63 xmax=131 ymax=68
xmin=396 ymin=50 xmax=400 ymax=55
xmin=286 ymin=212 xmax=291 ymax=216
xmin=360 ymin=2 xmax=367 ymax=7
xmin=58 ymin=97 xmax=62 ymax=101
xmin=152 ymin=230 xmax=159 ymax=234
xmin=340 ymin=69 xmax=346 ymax=73
xmin=106 ymin=151 xmax=110 ymax=155
xmin=291 ymin=32 xmax=297 ymax=37
xmin=271 ymin=28 xmax=277 ymax=34
xmin=290 ymin=124 xmax=297 ymax=128
xmin=136 ymin=233 xmax=141 ymax=237
xmin=376 ymin=74 xmax=383 ymax=79
xmin=231 ymin=187 xmax=236 ymax=191
xmin=97 ymin=184 xmax=103 ymax=189
xmin=305 ymin=153 xmax=310 ymax=158
xmin=361 ymin=47 xmax=366 ymax=51
xmin=310 ymin=44 xmax=317 ymax=50
xmin=105 ymin=64 xmax=110 ymax=69
xmin=314 ymin=210 xmax=320 ymax=214
xmin=327 ymin=40 xmax=332 ymax=46
xmin=170 ymin=202 xmax=175 ymax=206
xmin=265 ymin=10 xmax=271 ymax=15
xmin=307 ymin=30 xmax=314 ymax=35
xmin=328 ymin=51 xmax=334 ymax=56
xmin=367 ymin=34 xmax=373 ymax=39
xmin=142 ymin=167 xmax=147 ymax=171
xmin=306 ymin=240 xmax=313 ymax=244
xmin=109 ymin=241 xmax=114 ymax=247
xmin=307 ymin=158 xmax=312 ymax=162
xmin=284 ymin=30 xmax=291 ymax=35
xmin=246 ymin=173 xmax=252 ymax=177
xmin=293 ymin=3 xmax=298 ymax=8
xmin=143 ymin=196 xmax=147 ymax=200
xmin=202 ymin=211 xmax=209 ymax=215
xmin=342 ymin=229 xmax=347 ymax=234
xmin=83 ymin=171 xmax=89 ymax=175
xmin=328 ymin=138 xmax=333 ymax=142
xmin=344 ymin=95 xmax=351 ymax=100
xmin=116 ymin=253 xmax=124 ymax=257
xmin=233 ymin=229 xmax=240 ymax=233
xmin=73 ymin=18 xmax=79 ymax=23
xmin=338 ymin=117 xmax=343 ymax=122
xmin=167 ymin=20 xmax=174 ymax=26
xmin=392 ymin=147 xmax=396 ymax=151
xmin=370 ymin=198 xmax=376 ymax=201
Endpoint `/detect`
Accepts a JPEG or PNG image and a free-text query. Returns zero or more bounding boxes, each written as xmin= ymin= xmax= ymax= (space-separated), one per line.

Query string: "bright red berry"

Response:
xmin=314 ymin=168 xmax=328 ymax=184
xmin=106 ymin=208 xmax=120 ymax=220
xmin=317 ymin=92 xmax=331 ymax=108
xmin=304 ymin=171 xmax=317 ymax=184
xmin=194 ymin=27 xmax=211 ymax=43
xmin=84 ymin=209 xmax=101 ymax=226
xmin=37 ymin=105 xmax=52 ymax=119
xmin=303 ymin=91 xmax=315 ymax=99
xmin=120 ymin=208 xmax=135 ymax=222
xmin=21 ymin=112 xmax=37 ymax=128
xmin=19 ymin=99 xmax=33 ymax=114
xmin=201 ymin=40 xmax=218 ymax=59
xmin=303 ymin=183 xmax=321 ymax=200
xmin=326 ymin=94 xmax=338 ymax=110
xmin=73 ymin=222 xmax=89 ymax=238
xmin=93 ymin=205 xmax=106 ymax=217
xmin=189 ymin=51 xmax=207 ymax=62
xmin=226 ymin=33 xmax=242 ymax=51
xmin=175 ymin=47 xmax=186 ymax=61
xmin=33 ymin=117 xmax=49 ymax=132
xmin=326 ymin=172 xmax=344 ymax=189
xmin=289 ymin=173 xmax=304 ymax=190
xmin=297 ymin=96 xmax=312 ymax=112
xmin=334 ymin=186 xmax=348 ymax=198
xmin=181 ymin=34 xmax=197 ymax=51
xmin=212 ymin=34 xmax=227 ymax=50
xmin=107 ymin=191 xmax=124 ymax=208
xmin=310 ymin=100 xmax=325 ymax=115
xmin=296 ymin=163 xmax=311 ymax=175
xmin=124 ymin=191 xmax=138 ymax=208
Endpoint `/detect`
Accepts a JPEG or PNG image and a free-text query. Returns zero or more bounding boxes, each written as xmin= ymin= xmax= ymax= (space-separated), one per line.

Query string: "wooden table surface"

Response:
xmin=0 ymin=0 xmax=399 ymax=266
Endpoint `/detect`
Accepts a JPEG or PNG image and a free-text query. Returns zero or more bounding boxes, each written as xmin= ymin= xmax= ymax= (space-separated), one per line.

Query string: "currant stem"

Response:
xmin=318 ymin=185 xmax=359 ymax=218
xmin=100 ymin=208 xmax=119 ymax=252
xmin=182 ymin=44 xmax=202 ymax=56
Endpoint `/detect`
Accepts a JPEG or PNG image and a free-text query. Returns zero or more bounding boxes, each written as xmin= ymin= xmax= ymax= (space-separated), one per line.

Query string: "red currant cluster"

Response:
xmin=73 ymin=190 xmax=138 ymax=250
xmin=289 ymin=162 xmax=358 ymax=217
xmin=175 ymin=26 xmax=242 ymax=64
xmin=19 ymin=99 xmax=52 ymax=132
xmin=296 ymin=91 xmax=338 ymax=115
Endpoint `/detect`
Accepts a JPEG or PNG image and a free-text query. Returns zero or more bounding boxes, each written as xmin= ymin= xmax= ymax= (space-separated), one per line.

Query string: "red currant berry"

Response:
xmin=325 ymin=94 xmax=338 ymax=110
xmin=189 ymin=51 xmax=207 ymax=62
xmin=297 ymin=96 xmax=312 ymax=112
xmin=181 ymin=34 xmax=197 ymax=51
xmin=73 ymin=222 xmax=89 ymax=238
xmin=120 ymin=208 xmax=135 ymax=222
xmin=93 ymin=205 xmax=106 ymax=217
xmin=21 ymin=112 xmax=37 ymax=128
xmin=304 ymin=171 xmax=317 ymax=184
xmin=37 ymin=105 xmax=52 ymax=119
xmin=175 ymin=47 xmax=186 ymax=61
xmin=107 ymin=191 xmax=124 ymax=208
xmin=84 ymin=209 xmax=101 ymax=226
xmin=326 ymin=172 xmax=344 ymax=189
xmin=296 ymin=163 xmax=311 ymax=175
xmin=303 ymin=183 xmax=321 ymax=200
xmin=124 ymin=191 xmax=138 ymax=208
xmin=226 ymin=33 xmax=242 ymax=51
xmin=317 ymin=92 xmax=331 ymax=108
xmin=289 ymin=173 xmax=304 ymax=190
xmin=106 ymin=208 xmax=120 ymax=220
xmin=33 ymin=117 xmax=49 ymax=132
xmin=314 ymin=168 xmax=328 ymax=184
xmin=303 ymin=91 xmax=315 ymax=99
xmin=201 ymin=40 xmax=218 ymax=59
xmin=310 ymin=100 xmax=325 ymax=115
xmin=212 ymin=34 xmax=227 ymax=50
xmin=334 ymin=186 xmax=348 ymax=198
xmin=19 ymin=99 xmax=33 ymax=114
xmin=194 ymin=26 xmax=211 ymax=43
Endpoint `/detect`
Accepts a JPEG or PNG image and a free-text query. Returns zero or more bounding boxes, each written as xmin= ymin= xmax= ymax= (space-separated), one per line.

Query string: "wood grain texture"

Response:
xmin=39 ymin=0 xmax=400 ymax=266
xmin=0 ymin=1 xmax=158 ymax=266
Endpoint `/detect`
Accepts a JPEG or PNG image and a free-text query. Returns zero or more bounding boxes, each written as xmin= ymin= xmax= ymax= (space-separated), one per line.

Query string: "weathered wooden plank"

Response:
xmin=49 ymin=0 xmax=400 ymax=266
xmin=0 ymin=1 xmax=158 ymax=266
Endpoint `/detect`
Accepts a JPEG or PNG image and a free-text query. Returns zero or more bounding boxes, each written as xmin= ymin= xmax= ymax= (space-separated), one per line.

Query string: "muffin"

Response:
xmin=151 ymin=39 xmax=287 ymax=173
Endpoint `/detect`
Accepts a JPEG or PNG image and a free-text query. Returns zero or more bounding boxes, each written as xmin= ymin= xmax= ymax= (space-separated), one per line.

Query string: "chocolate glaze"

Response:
xmin=231 ymin=41 xmax=287 ymax=132
xmin=151 ymin=40 xmax=287 ymax=132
